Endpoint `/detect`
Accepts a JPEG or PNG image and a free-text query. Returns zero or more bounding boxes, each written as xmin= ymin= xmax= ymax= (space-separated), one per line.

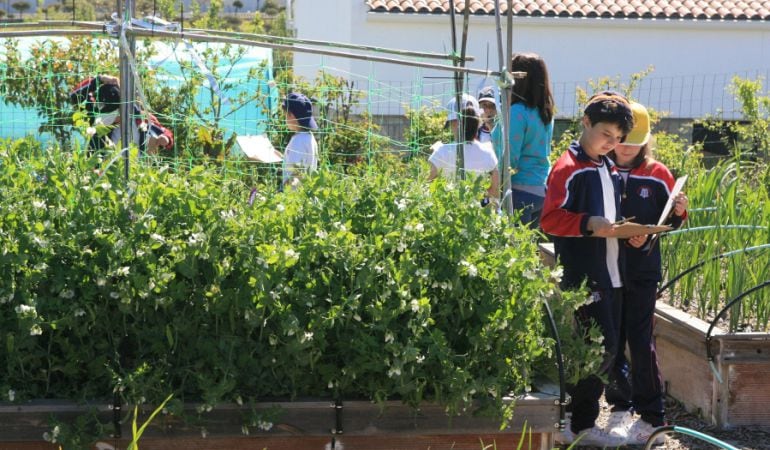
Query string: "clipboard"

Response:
xmin=610 ymin=222 xmax=673 ymax=239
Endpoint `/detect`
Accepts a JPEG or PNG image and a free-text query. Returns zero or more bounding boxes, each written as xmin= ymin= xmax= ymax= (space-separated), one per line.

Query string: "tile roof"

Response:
xmin=366 ymin=0 xmax=770 ymax=21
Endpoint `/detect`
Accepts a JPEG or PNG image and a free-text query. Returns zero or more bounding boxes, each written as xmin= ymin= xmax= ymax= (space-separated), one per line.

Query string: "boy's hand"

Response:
xmin=587 ymin=216 xmax=614 ymax=237
xmin=674 ymin=192 xmax=688 ymax=217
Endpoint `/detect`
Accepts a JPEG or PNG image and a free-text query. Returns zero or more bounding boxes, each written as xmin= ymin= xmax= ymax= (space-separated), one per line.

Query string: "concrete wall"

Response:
xmin=294 ymin=0 xmax=770 ymax=120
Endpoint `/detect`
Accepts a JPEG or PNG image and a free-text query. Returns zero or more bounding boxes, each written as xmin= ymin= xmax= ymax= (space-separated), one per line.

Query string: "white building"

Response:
xmin=292 ymin=0 xmax=770 ymax=126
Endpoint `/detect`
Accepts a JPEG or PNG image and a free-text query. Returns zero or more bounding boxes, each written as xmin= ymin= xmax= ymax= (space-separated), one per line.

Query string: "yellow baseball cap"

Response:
xmin=625 ymin=101 xmax=651 ymax=146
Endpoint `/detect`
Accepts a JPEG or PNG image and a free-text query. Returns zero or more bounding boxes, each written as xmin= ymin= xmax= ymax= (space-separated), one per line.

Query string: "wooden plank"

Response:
xmin=654 ymin=306 xmax=716 ymax=422
xmin=0 ymin=395 xmax=558 ymax=441
xmin=725 ymin=363 xmax=770 ymax=428
xmin=0 ymin=433 xmax=551 ymax=450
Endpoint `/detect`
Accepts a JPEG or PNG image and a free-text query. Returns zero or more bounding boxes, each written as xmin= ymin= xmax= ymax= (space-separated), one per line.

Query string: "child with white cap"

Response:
xmin=477 ymin=86 xmax=497 ymax=143
xmin=428 ymin=95 xmax=499 ymax=201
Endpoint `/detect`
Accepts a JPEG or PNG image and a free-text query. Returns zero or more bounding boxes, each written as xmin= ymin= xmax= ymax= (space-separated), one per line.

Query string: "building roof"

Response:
xmin=366 ymin=0 xmax=770 ymax=21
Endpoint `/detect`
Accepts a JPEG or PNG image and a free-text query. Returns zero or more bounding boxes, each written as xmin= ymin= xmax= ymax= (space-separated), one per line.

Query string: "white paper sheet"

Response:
xmin=657 ymin=175 xmax=688 ymax=226
xmin=233 ymin=135 xmax=283 ymax=163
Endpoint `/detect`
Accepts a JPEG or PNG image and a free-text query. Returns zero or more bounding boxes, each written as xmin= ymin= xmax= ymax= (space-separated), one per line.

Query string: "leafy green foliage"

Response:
xmin=403 ymin=105 xmax=452 ymax=156
xmin=0 ymin=139 xmax=599 ymax=422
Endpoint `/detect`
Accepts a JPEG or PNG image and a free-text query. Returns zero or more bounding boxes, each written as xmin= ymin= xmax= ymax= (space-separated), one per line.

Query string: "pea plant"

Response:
xmin=0 ymin=137 xmax=599 ymax=440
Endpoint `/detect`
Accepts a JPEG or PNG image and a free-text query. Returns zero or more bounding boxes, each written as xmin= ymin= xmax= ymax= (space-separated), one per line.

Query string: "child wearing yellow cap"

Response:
xmin=604 ymin=101 xmax=688 ymax=445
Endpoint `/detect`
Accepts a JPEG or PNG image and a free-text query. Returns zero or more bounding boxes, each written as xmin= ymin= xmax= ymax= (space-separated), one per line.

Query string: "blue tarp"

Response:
xmin=0 ymin=37 xmax=276 ymax=144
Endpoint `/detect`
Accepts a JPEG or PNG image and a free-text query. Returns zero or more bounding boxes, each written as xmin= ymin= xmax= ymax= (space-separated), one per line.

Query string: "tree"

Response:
xmin=11 ymin=1 xmax=30 ymax=18
xmin=232 ymin=0 xmax=242 ymax=14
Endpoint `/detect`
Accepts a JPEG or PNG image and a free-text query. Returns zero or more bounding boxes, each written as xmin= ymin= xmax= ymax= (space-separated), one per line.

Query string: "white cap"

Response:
xmin=445 ymin=94 xmax=481 ymax=124
xmin=477 ymin=86 xmax=497 ymax=107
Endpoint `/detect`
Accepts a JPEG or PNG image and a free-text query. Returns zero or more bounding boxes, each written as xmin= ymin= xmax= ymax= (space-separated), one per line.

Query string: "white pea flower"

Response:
xmin=284 ymin=248 xmax=298 ymax=258
xmin=550 ymin=267 xmax=564 ymax=283
xmin=410 ymin=299 xmax=420 ymax=312
xmin=74 ymin=309 xmax=86 ymax=317
xmin=387 ymin=367 xmax=401 ymax=378
xmin=110 ymin=292 xmax=120 ymax=299
xmin=116 ymin=266 xmax=130 ymax=276
xmin=86 ymin=126 xmax=97 ymax=136
xmin=241 ymin=425 xmax=250 ymax=436
xmin=301 ymin=331 xmax=314 ymax=343
xmin=30 ymin=324 xmax=43 ymax=336
xmin=33 ymin=200 xmax=46 ymax=209
xmin=15 ymin=304 xmax=37 ymax=317
xmin=414 ymin=223 xmax=424 ymax=232
xmin=315 ymin=229 xmax=327 ymax=239
xmin=59 ymin=290 xmax=75 ymax=299
xmin=96 ymin=278 xmax=107 ymax=287
xmin=384 ymin=332 xmax=394 ymax=344
xmin=276 ymin=204 xmax=285 ymax=212
xmin=257 ymin=420 xmax=273 ymax=431
xmin=396 ymin=241 xmax=407 ymax=253
xmin=523 ymin=269 xmax=537 ymax=280
xmin=416 ymin=355 xmax=425 ymax=364
xmin=8 ymin=389 xmax=15 ymax=401
xmin=395 ymin=198 xmax=407 ymax=211
xmin=459 ymin=260 xmax=478 ymax=277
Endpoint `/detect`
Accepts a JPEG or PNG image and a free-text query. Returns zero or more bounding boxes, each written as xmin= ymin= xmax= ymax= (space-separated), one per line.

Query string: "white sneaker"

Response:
xmin=626 ymin=419 xmax=665 ymax=445
xmin=572 ymin=425 xmax=627 ymax=447
xmin=606 ymin=410 xmax=636 ymax=440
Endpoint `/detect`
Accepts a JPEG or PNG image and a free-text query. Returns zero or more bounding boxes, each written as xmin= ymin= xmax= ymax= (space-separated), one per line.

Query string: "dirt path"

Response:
xmin=559 ymin=394 xmax=770 ymax=449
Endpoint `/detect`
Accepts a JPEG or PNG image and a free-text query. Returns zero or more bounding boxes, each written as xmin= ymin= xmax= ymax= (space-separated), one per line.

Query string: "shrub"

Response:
xmin=0 ymin=140 xmax=599 ymax=422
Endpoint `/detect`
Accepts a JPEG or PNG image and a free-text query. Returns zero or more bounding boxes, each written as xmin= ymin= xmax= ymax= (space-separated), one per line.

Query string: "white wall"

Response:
xmin=293 ymin=1 xmax=770 ymax=119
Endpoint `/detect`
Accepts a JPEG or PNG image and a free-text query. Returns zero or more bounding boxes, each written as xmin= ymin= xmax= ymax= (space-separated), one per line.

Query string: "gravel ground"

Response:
xmin=556 ymin=394 xmax=770 ymax=449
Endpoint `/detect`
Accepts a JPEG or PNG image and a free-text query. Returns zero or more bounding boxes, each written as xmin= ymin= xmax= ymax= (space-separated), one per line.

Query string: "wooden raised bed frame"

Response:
xmin=0 ymin=392 xmax=561 ymax=449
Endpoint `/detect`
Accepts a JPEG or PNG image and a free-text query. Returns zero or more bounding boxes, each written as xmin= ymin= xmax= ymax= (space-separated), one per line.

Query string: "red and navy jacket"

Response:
xmin=617 ymin=161 xmax=687 ymax=282
xmin=541 ymin=141 xmax=625 ymax=291
xmin=70 ymin=77 xmax=174 ymax=153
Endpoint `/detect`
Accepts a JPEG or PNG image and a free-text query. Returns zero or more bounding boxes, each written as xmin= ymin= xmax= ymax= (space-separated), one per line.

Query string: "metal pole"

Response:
xmin=128 ymin=29 xmax=509 ymax=78
xmin=119 ymin=0 xmax=136 ymax=182
xmin=495 ymin=0 xmax=514 ymax=215
xmin=449 ymin=0 xmax=464 ymax=179
xmin=0 ymin=28 xmax=505 ymax=78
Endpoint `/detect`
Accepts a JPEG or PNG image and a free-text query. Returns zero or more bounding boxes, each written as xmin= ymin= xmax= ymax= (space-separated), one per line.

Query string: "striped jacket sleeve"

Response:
xmin=541 ymin=153 xmax=591 ymax=237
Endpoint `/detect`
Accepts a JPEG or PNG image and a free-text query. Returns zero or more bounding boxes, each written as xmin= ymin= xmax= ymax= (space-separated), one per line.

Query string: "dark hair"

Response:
xmin=583 ymin=91 xmax=634 ymax=136
xmin=510 ymin=53 xmax=555 ymax=125
xmin=458 ymin=106 xmax=480 ymax=142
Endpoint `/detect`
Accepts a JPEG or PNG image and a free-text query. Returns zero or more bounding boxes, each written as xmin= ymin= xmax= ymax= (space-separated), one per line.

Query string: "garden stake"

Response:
xmin=329 ymin=398 xmax=343 ymax=449
xmin=112 ymin=391 xmax=122 ymax=438
xmin=542 ymin=298 xmax=569 ymax=431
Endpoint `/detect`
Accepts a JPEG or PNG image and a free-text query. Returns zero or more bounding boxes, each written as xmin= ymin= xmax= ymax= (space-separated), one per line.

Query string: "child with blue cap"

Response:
xmin=282 ymin=92 xmax=318 ymax=188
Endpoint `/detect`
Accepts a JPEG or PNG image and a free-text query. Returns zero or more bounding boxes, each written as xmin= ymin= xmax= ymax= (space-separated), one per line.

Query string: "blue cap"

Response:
xmin=283 ymin=92 xmax=318 ymax=130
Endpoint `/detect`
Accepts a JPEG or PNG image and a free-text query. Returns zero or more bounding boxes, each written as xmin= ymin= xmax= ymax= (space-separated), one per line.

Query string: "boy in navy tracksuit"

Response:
xmin=605 ymin=102 xmax=688 ymax=445
xmin=541 ymin=92 xmax=634 ymax=447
